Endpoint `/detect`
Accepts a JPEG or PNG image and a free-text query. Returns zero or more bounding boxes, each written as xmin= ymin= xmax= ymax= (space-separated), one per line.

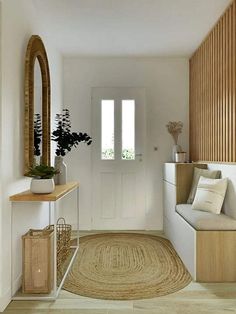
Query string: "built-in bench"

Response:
xmin=163 ymin=162 xmax=236 ymax=282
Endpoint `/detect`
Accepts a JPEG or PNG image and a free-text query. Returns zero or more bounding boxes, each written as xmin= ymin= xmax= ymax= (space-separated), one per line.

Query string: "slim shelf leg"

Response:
xmin=50 ymin=201 xmax=57 ymax=298
xmin=77 ymin=187 xmax=80 ymax=244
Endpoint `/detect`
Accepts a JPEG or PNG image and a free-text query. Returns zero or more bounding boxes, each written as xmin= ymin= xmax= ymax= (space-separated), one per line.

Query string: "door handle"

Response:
xmin=135 ymin=153 xmax=143 ymax=162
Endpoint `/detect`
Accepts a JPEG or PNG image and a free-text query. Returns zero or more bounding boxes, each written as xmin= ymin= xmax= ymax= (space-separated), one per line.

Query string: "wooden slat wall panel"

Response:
xmin=189 ymin=0 xmax=236 ymax=162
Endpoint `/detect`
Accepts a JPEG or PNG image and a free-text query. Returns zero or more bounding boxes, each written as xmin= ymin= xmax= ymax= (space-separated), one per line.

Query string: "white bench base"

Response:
xmin=163 ymin=162 xmax=236 ymax=282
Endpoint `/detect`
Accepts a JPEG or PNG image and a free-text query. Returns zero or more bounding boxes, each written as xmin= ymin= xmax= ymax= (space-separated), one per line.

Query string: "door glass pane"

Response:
xmin=101 ymin=100 xmax=114 ymax=160
xmin=122 ymin=100 xmax=135 ymax=160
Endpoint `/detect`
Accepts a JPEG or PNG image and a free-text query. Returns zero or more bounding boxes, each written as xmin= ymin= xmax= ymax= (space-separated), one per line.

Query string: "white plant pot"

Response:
xmin=30 ymin=178 xmax=55 ymax=194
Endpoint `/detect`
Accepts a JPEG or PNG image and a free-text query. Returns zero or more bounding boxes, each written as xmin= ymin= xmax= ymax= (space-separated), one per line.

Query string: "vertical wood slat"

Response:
xmin=212 ymin=31 xmax=215 ymax=160
xmin=233 ymin=1 xmax=236 ymax=162
xmin=189 ymin=0 xmax=236 ymax=162
xmin=205 ymin=38 xmax=208 ymax=161
xmin=217 ymin=22 xmax=220 ymax=161
xmin=197 ymin=49 xmax=200 ymax=161
xmin=220 ymin=16 xmax=223 ymax=162
xmin=213 ymin=27 xmax=217 ymax=160
xmin=218 ymin=21 xmax=221 ymax=161
xmin=207 ymin=34 xmax=210 ymax=160
xmin=206 ymin=38 xmax=208 ymax=160
xmin=226 ymin=10 xmax=229 ymax=162
xmin=200 ymin=45 xmax=203 ymax=159
xmin=208 ymin=35 xmax=211 ymax=160
xmin=228 ymin=7 xmax=232 ymax=162
xmin=211 ymin=29 xmax=214 ymax=161
xmin=223 ymin=13 xmax=226 ymax=162
xmin=214 ymin=25 xmax=218 ymax=161
xmin=210 ymin=32 xmax=213 ymax=161
xmin=219 ymin=19 xmax=222 ymax=162
xmin=200 ymin=44 xmax=203 ymax=160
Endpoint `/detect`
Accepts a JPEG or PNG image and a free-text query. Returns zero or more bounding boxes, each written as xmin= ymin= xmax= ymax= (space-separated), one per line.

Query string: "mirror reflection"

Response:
xmin=24 ymin=35 xmax=51 ymax=174
xmin=34 ymin=58 xmax=43 ymax=165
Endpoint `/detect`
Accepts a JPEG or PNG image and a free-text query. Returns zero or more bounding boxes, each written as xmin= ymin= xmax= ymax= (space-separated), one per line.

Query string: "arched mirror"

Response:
xmin=24 ymin=35 xmax=51 ymax=174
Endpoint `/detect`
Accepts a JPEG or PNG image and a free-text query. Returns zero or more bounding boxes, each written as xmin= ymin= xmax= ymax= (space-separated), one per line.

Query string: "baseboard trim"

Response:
xmin=12 ymin=274 xmax=22 ymax=296
xmin=0 ymin=288 xmax=11 ymax=312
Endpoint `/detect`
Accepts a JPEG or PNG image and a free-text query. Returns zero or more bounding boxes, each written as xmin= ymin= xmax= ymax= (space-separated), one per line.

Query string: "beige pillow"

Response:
xmin=187 ymin=167 xmax=221 ymax=204
xmin=192 ymin=176 xmax=228 ymax=214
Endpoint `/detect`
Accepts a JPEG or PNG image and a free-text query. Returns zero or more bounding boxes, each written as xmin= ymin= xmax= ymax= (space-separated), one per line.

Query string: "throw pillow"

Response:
xmin=187 ymin=167 xmax=221 ymax=204
xmin=192 ymin=176 xmax=228 ymax=214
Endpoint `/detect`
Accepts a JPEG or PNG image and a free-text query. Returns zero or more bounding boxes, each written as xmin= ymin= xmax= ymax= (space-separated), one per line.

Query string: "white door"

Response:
xmin=92 ymin=87 xmax=146 ymax=230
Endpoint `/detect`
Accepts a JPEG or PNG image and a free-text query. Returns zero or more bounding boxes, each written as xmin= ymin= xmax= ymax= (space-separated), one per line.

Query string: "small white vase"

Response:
xmin=30 ymin=178 xmax=55 ymax=194
xmin=172 ymin=144 xmax=182 ymax=162
xmin=54 ymin=156 xmax=67 ymax=185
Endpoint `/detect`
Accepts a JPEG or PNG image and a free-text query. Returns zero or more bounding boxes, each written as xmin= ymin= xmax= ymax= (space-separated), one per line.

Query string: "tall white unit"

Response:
xmin=163 ymin=163 xmax=206 ymax=279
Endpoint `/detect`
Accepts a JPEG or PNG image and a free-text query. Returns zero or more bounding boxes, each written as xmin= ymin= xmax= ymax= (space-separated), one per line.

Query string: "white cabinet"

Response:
xmin=163 ymin=163 xmax=206 ymax=280
xmin=163 ymin=181 xmax=176 ymax=220
xmin=163 ymin=162 xmax=176 ymax=184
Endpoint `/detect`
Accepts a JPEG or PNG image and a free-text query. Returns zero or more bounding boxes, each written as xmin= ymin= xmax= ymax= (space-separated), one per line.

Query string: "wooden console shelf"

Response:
xmin=10 ymin=182 xmax=79 ymax=202
xmin=10 ymin=181 xmax=79 ymax=301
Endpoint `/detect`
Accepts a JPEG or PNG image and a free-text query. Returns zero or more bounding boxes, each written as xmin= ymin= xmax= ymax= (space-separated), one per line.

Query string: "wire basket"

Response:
xmin=45 ymin=217 xmax=72 ymax=269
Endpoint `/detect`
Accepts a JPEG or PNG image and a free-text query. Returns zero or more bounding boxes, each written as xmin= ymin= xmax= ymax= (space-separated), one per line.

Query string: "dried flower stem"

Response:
xmin=166 ymin=121 xmax=183 ymax=145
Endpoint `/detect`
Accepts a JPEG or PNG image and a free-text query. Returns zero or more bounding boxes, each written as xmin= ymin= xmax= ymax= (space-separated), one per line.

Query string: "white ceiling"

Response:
xmin=33 ymin=0 xmax=231 ymax=57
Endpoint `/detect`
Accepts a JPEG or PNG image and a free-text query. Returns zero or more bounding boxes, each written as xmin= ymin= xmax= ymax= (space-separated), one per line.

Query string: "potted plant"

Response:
xmin=26 ymin=164 xmax=59 ymax=194
xmin=52 ymin=109 xmax=92 ymax=184
xmin=166 ymin=121 xmax=184 ymax=161
xmin=34 ymin=114 xmax=42 ymax=164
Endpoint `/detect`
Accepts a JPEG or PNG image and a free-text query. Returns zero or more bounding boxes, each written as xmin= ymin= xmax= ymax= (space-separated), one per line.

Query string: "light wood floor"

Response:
xmin=4 ymin=231 xmax=236 ymax=314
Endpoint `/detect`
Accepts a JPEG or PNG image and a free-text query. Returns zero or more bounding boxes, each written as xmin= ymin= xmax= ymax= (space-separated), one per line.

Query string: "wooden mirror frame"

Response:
xmin=24 ymin=35 xmax=51 ymax=174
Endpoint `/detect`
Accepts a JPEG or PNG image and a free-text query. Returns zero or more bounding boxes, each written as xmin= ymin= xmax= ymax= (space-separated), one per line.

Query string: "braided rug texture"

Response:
xmin=62 ymin=233 xmax=191 ymax=300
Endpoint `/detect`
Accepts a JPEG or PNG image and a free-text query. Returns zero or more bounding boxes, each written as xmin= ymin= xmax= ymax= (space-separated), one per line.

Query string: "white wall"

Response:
xmin=0 ymin=0 xmax=62 ymax=311
xmin=63 ymin=57 xmax=189 ymax=231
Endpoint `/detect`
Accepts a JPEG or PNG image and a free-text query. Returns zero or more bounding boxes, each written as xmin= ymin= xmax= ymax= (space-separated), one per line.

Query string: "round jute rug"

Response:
xmin=61 ymin=233 xmax=191 ymax=300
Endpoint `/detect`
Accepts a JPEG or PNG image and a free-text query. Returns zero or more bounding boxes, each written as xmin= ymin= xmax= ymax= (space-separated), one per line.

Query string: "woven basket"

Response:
xmin=22 ymin=229 xmax=54 ymax=294
xmin=45 ymin=217 xmax=71 ymax=269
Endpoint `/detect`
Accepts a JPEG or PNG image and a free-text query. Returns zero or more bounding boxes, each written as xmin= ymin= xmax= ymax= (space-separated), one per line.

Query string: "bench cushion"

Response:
xmin=187 ymin=167 xmax=221 ymax=204
xmin=176 ymin=204 xmax=236 ymax=230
